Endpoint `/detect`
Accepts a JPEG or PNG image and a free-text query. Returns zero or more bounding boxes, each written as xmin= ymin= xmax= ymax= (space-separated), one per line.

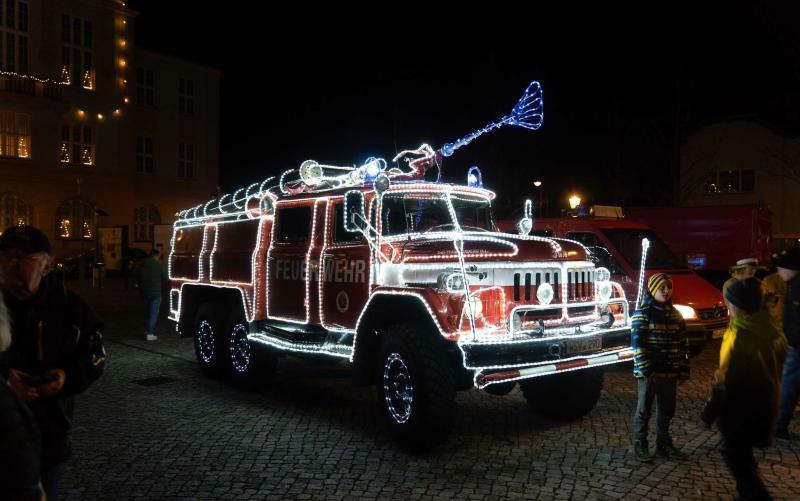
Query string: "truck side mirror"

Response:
xmin=343 ymin=191 xmax=366 ymax=233
xmin=516 ymin=199 xmax=533 ymax=236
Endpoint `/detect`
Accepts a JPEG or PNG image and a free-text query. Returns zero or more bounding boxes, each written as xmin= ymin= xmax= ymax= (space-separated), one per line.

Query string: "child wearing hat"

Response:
xmin=631 ymin=272 xmax=690 ymax=462
xmin=702 ymin=277 xmax=787 ymax=499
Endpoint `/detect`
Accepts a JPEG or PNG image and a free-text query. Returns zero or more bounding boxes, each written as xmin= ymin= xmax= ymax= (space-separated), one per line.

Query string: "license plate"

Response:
xmin=566 ymin=336 xmax=602 ymax=355
xmin=712 ymin=328 xmax=726 ymax=339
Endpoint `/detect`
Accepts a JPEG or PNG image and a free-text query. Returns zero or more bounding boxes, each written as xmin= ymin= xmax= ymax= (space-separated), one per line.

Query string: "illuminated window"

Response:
xmin=56 ymin=199 xmax=95 ymax=241
xmin=136 ymin=136 xmax=153 ymax=174
xmin=1 ymin=1 xmax=29 ymax=74
xmin=0 ymin=111 xmax=30 ymax=158
xmin=60 ymin=14 xmax=92 ymax=89
xmin=136 ymin=67 xmax=154 ymax=106
xmin=0 ymin=192 xmax=30 ymax=234
xmin=707 ymin=169 xmax=755 ymax=194
xmin=178 ymin=78 xmax=193 ymax=114
xmin=133 ymin=204 xmax=160 ymax=242
xmin=178 ymin=142 xmax=193 ymax=178
xmin=60 ymin=124 xmax=93 ymax=165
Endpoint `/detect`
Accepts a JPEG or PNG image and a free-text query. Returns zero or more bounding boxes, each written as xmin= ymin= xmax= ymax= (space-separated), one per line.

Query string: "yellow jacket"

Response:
xmin=762 ymin=273 xmax=787 ymax=331
xmin=709 ymin=311 xmax=787 ymax=445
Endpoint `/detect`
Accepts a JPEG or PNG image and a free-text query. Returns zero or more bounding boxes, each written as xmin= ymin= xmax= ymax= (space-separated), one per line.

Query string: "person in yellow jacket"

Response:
xmin=701 ymin=278 xmax=787 ymax=500
xmin=762 ymin=271 xmax=787 ymax=331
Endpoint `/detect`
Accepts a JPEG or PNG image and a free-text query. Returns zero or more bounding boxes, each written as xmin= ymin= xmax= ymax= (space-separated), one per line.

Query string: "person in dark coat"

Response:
xmin=0 ymin=225 xmax=107 ymax=501
xmin=0 ymin=287 xmax=44 ymax=501
xmin=631 ymin=273 xmax=690 ymax=462
xmin=134 ymin=248 xmax=168 ymax=341
xmin=776 ymin=249 xmax=800 ymax=439
xmin=702 ymin=278 xmax=787 ymax=501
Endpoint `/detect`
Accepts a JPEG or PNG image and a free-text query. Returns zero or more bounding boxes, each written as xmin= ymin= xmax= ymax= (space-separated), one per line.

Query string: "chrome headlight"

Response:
xmin=596 ymin=281 xmax=613 ymax=302
xmin=674 ymin=304 xmax=697 ymax=320
xmin=438 ymin=272 xmax=466 ymax=293
xmin=595 ymin=267 xmax=611 ymax=282
xmin=537 ymin=282 xmax=554 ymax=305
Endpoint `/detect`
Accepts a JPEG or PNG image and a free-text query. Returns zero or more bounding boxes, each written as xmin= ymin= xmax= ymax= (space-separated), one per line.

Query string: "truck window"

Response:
xmin=600 ymin=228 xmax=686 ymax=270
xmin=565 ymin=231 xmax=622 ymax=273
xmin=333 ymin=203 xmax=363 ymax=243
xmin=381 ymin=193 xmax=494 ymax=236
xmin=275 ymin=205 xmax=312 ymax=243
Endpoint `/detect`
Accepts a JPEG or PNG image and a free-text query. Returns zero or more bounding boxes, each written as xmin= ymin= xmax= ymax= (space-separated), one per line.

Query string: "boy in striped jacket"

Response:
xmin=631 ymin=273 xmax=690 ymax=462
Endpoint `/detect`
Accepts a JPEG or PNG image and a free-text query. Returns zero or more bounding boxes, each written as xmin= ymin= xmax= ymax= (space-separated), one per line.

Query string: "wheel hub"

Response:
xmin=229 ymin=323 xmax=251 ymax=373
xmin=197 ymin=320 xmax=215 ymax=363
xmin=383 ymin=353 xmax=414 ymax=424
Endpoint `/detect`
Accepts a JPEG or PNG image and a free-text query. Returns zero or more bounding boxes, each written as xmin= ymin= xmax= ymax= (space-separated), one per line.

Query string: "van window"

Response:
xmin=565 ymin=231 xmax=623 ymax=274
xmin=601 ymin=228 xmax=686 ymax=270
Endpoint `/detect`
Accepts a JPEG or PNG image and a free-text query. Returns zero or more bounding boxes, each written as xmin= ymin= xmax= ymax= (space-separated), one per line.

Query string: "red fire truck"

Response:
xmin=167 ymin=81 xmax=636 ymax=449
xmin=167 ymin=146 xmax=634 ymax=449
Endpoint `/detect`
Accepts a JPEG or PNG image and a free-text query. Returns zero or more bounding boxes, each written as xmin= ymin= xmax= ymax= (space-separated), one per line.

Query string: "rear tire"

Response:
xmin=519 ymin=367 xmax=604 ymax=421
xmin=194 ymin=303 xmax=228 ymax=378
xmin=376 ymin=323 xmax=457 ymax=451
xmin=226 ymin=314 xmax=277 ymax=389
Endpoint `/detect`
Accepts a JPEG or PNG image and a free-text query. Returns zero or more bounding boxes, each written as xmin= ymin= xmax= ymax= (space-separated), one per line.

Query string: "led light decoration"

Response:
xmin=635 ymin=238 xmax=650 ymax=309
xmin=467 ymin=166 xmax=482 ymax=188
xmin=440 ymin=81 xmax=543 ymax=157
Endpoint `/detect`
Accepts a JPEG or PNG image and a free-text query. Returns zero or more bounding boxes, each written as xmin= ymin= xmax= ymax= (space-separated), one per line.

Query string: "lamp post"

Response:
xmin=533 ymin=180 xmax=543 ymax=216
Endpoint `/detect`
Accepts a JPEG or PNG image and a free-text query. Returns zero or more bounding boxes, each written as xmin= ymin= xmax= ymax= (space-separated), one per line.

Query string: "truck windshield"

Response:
xmin=381 ymin=193 xmax=495 ymax=236
xmin=601 ymin=228 xmax=687 ymax=270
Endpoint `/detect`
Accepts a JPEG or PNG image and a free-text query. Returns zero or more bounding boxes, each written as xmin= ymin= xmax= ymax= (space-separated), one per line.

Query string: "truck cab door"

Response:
xmin=319 ymin=200 xmax=371 ymax=330
xmin=268 ymin=203 xmax=314 ymax=323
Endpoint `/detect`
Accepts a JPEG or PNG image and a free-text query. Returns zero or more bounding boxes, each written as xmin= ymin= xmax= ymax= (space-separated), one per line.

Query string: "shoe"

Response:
xmin=633 ymin=440 xmax=652 ymax=462
xmin=146 ymin=334 xmax=158 ymax=341
xmin=776 ymin=428 xmax=798 ymax=440
xmin=656 ymin=440 xmax=685 ymax=459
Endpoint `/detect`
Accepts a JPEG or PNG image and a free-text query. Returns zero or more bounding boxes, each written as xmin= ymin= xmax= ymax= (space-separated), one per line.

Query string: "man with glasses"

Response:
xmin=0 ymin=225 xmax=106 ymax=501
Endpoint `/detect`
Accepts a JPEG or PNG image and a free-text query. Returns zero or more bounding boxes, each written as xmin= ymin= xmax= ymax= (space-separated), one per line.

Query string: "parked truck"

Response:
xmin=624 ymin=204 xmax=772 ymax=288
xmin=166 ymin=81 xmax=638 ymax=449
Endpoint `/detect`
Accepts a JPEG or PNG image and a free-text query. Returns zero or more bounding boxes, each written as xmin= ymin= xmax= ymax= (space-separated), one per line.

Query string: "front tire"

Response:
xmin=376 ymin=323 xmax=457 ymax=451
xmin=519 ymin=367 xmax=605 ymax=421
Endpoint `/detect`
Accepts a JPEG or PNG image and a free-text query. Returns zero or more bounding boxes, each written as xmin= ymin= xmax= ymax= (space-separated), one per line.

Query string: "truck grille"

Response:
xmin=513 ymin=270 xmax=560 ymax=303
xmin=698 ymin=306 xmax=728 ymax=321
xmin=566 ymin=268 xmax=594 ymax=302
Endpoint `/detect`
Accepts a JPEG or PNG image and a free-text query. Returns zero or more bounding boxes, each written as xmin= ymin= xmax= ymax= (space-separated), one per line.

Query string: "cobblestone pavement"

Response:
xmin=58 ymin=281 xmax=800 ymax=500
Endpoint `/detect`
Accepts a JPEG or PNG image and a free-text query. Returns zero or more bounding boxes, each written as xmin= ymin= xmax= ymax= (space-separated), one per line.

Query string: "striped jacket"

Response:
xmin=631 ymin=292 xmax=690 ymax=379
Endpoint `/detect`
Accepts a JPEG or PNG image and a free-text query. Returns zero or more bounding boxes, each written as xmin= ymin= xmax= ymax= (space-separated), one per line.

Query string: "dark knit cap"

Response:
xmin=777 ymin=249 xmax=800 ymax=271
xmin=0 ymin=225 xmax=52 ymax=254
xmin=724 ymin=277 xmax=762 ymax=313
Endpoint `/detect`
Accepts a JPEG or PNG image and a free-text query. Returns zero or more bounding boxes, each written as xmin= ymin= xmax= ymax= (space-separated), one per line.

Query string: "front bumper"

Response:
xmin=461 ymin=297 xmax=633 ymax=388
xmin=685 ymin=318 xmax=729 ymax=344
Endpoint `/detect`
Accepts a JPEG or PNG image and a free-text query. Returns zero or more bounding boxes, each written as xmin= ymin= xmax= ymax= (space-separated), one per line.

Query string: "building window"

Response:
xmin=178 ymin=78 xmax=194 ymax=114
xmin=60 ymin=14 xmax=93 ymax=89
xmin=0 ymin=110 xmax=29 ymax=158
xmin=0 ymin=1 xmax=29 ymax=74
xmin=136 ymin=136 xmax=153 ymax=174
xmin=178 ymin=143 xmax=194 ymax=178
xmin=56 ymin=199 xmax=95 ymax=240
xmin=0 ymin=192 xmax=30 ymax=233
xmin=60 ymin=124 xmax=93 ymax=165
xmin=133 ymin=204 xmax=160 ymax=242
xmin=136 ymin=67 xmax=154 ymax=106
xmin=705 ymin=169 xmax=755 ymax=194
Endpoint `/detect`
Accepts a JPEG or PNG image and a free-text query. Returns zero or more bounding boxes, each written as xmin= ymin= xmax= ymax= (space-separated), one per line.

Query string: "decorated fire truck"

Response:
xmin=167 ymin=82 xmax=634 ymax=449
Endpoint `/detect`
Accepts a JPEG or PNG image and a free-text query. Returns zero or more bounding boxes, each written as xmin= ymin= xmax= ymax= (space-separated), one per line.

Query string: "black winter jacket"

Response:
xmin=2 ymin=275 xmax=106 ymax=469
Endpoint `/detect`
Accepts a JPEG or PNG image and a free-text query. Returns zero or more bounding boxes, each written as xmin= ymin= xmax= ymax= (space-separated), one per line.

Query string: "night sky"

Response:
xmin=128 ymin=2 xmax=800 ymax=216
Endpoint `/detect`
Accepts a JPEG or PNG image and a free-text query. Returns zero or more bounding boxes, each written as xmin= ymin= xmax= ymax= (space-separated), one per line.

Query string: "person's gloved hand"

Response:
xmin=7 ymin=368 xmax=40 ymax=401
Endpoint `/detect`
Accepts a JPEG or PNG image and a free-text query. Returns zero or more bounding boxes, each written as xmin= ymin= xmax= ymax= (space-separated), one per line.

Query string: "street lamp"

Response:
xmin=533 ymin=181 xmax=543 ymax=216
xmin=569 ymin=194 xmax=581 ymax=210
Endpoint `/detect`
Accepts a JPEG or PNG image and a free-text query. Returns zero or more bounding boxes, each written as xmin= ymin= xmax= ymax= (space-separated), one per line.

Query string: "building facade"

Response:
xmin=680 ymin=120 xmax=800 ymax=248
xmin=0 ymin=0 xmax=219 ymax=258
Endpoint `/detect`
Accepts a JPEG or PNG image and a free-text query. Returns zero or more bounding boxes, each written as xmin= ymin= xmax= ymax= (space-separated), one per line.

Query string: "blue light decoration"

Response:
xmin=363 ymin=157 xmax=386 ymax=181
xmin=440 ymin=80 xmax=543 ymax=157
xmin=467 ymin=166 xmax=482 ymax=187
